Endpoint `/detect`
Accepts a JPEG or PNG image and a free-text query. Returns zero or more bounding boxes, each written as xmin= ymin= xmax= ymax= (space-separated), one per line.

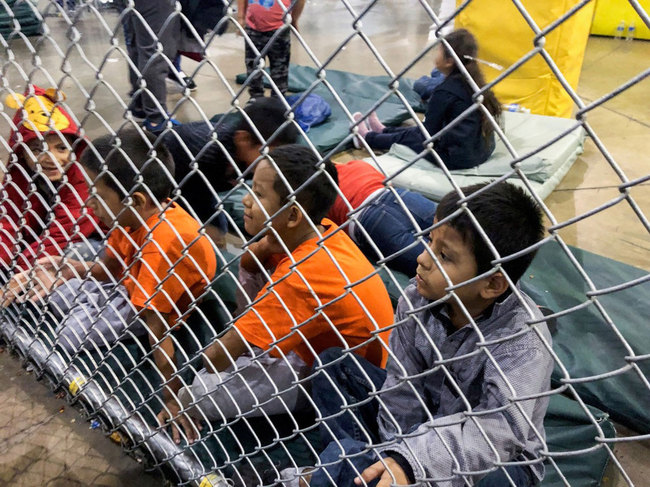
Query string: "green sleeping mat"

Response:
xmin=0 ymin=0 xmax=43 ymax=39
xmin=542 ymin=394 xmax=615 ymax=486
xmin=235 ymin=64 xmax=425 ymax=154
xmin=363 ymin=111 xmax=585 ymax=202
xmin=522 ymin=241 xmax=650 ymax=434
xmin=379 ymin=241 xmax=650 ymax=434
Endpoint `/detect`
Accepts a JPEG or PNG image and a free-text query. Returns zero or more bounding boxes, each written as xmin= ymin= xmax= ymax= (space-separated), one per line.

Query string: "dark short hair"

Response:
xmin=80 ymin=128 xmax=175 ymax=201
xmin=436 ymin=182 xmax=544 ymax=284
xmin=266 ymin=144 xmax=338 ymax=224
xmin=238 ymin=97 xmax=299 ymax=146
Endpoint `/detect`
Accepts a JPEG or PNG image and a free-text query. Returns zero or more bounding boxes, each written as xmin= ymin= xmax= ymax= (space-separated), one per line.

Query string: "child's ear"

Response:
xmin=479 ymin=271 xmax=509 ymax=300
xmin=131 ymin=191 xmax=148 ymax=209
xmin=285 ymin=203 xmax=304 ymax=229
xmin=233 ymin=130 xmax=254 ymax=149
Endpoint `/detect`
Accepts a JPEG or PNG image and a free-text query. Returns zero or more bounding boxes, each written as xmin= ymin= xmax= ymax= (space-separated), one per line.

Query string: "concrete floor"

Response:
xmin=0 ymin=0 xmax=648 ymax=485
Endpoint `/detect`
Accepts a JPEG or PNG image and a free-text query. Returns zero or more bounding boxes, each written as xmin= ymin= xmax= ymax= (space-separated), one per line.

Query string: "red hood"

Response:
xmin=6 ymin=85 xmax=86 ymax=159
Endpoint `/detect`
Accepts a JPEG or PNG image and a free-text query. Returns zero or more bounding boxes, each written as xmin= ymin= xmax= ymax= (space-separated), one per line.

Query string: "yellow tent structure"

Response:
xmin=455 ymin=0 xmax=596 ymax=118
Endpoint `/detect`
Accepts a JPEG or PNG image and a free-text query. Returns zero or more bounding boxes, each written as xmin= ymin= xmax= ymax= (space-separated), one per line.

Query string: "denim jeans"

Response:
xmin=354 ymin=188 xmax=437 ymax=277
xmin=310 ymin=348 xmax=534 ymax=487
xmin=310 ymin=348 xmax=386 ymax=487
xmin=313 ymin=442 xmax=534 ymax=487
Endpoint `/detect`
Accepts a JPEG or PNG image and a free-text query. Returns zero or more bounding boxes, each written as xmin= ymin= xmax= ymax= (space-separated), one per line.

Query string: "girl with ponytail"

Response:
xmin=354 ymin=28 xmax=502 ymax=170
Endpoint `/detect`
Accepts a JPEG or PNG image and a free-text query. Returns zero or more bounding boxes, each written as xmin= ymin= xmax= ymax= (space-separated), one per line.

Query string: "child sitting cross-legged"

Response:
xmin=4 ymin=128 xmax=217 ymax=445
xmin=178 ymin=144 xmax=394 ymax=423
xmin=354 ymin=29 xmax=501 ymax=170
xmin=281 ymin=181 xmax=553 ymax=487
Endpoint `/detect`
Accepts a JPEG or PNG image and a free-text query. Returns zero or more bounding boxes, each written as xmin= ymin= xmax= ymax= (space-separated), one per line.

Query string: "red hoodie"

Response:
xmin=1 ymin=86 xmax=100 ymax=270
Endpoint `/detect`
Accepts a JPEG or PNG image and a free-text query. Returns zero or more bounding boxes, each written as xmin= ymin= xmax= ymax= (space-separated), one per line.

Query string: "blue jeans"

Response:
xmin=311 ymin=348 xmax=386 ymax=487
xmin=310 ymin=348 xmax=534 ymax=487
xmin=355 ymin=188 xmax=437 ymax=277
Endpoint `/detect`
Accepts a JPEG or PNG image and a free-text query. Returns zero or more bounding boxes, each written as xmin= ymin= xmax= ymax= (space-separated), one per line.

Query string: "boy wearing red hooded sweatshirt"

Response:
xmin=0 ymin=86 xmax=100 ymax=277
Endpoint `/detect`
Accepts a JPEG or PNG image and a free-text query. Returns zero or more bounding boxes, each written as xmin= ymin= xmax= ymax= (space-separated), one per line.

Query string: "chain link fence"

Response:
xmin=0 ymin=0 xmax=648 ymax=486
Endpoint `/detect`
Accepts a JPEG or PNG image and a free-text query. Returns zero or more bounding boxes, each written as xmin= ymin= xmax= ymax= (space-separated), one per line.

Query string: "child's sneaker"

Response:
xmin=167 ymin=71 xmax=198 ymax=92
xmin=143 ymin=117 xmax=181 ymax=134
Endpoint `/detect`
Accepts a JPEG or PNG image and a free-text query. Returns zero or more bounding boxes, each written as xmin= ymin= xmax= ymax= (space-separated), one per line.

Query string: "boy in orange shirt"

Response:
xmin=6 ymin=128 xmax=217 ymax=444
xmin=179 ymin=144 xmax=394 ymax=426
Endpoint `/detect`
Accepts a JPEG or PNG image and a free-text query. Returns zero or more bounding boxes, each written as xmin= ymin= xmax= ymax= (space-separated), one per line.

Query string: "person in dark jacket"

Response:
xmin=354 ymin=29 xmax=501 ymax=170
xmin=161 ymin=97 xmax=300 ymax=245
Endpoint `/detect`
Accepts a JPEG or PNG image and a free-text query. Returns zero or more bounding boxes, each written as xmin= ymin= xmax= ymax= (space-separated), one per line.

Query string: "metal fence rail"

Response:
xmin=0 ymin=0 xmax=648 ymax=486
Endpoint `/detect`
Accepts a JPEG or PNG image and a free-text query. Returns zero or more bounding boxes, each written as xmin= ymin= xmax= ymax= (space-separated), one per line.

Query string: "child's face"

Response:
xmin=85 ymin=172 xmax=139 ymax=229
xmin=415 ymin=221 xmax=482 ymax=304
xmin=242 ymin=159 xmax=284 ymax=236
xmin=433 ymin=45 xmax=454 ymax=76
xmin=24 ymin=134 xmax=71 ymax=182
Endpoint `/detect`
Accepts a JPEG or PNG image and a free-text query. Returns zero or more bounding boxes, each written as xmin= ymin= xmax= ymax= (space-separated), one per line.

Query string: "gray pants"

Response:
xmin=126 ymin=0 xmax=179 ymax=123
xmin=49 ymin=279 xmax=141 ymax=355
xmin=244 ymin=26 xmax=291 ymax=99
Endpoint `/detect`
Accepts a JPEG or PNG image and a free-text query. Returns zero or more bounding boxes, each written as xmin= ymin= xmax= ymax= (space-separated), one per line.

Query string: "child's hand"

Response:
xmin=355 ymin=457 xmax=410 ymax=486
xmin=157 ymin=397 xmax=203 ymax=445
xmin=2 ymin=256 xmax=63 ymax=307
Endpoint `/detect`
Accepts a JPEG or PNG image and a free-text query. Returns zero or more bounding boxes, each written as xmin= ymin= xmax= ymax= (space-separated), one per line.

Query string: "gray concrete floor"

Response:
xmin=0 ymin=0 xmax=649 ymax=485
xmin=0 ymin=343 xmax=165 ymax=486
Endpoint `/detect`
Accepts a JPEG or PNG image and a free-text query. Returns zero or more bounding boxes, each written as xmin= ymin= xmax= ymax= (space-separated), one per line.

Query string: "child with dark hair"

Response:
xmin=178 ymin=144 xmax=394 ymax=426
xmin=161 ymin=97 xmax=300 ymax=244
xmin=0 ymin=86 xmax=100 ymax=276
xmin=284 ymin=181 xmax=552 ymax=487
xmin=328 ymin=159 xmax=438 ymax=276
xmin=354 ymin=28 xmax=502 ymax=170
xmin=6 ymin=128 xmax=217 ymax=445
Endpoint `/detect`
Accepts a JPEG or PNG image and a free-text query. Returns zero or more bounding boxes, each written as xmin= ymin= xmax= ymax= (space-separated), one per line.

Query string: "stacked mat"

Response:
xmin=0 ymin=0 xmax=42 ymax=39
xmin=364 ymin=111 xmax=585 ymax=201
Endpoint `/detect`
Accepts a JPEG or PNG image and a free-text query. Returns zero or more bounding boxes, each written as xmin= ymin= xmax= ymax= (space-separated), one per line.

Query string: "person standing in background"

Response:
xmin=238 ymin=0 xmax=305 ymax=102
xmin=125 ymin=0 xmax=181 ymax=133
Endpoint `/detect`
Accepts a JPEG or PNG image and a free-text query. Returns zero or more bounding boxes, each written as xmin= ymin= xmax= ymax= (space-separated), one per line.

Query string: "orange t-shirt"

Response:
xmin=106 ymin=202 xmax=217 ymax=316
xmin=235 ymin=219 xmax=394 ymax=367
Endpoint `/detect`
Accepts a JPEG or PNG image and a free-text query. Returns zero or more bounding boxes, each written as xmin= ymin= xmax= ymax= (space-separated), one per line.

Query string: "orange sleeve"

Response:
xmin=128 ymin=246 xmax=181 ymax=314
xmin=234 ymin=285 xmax=299 ymax=354
xmin=234 ymin=267 xmax=329 ymax=358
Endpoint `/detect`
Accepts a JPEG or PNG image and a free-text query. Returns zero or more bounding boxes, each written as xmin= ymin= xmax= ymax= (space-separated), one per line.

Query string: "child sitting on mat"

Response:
xmin=178 ymin=145 xmax=394 ymax=425
xmin=5 ymin=128 xmax=217 ymax=445
xmin=0 ymin=86 xmax=100 ymax=276
xmin=283 ymin=181 xmax=552 ymax=487
xmin=354 ymin=29 xmax=501 ymax=170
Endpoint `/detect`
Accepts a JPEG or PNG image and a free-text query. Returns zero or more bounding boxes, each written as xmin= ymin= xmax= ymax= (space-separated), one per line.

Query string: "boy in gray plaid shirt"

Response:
xmin=286 ymin=182 xmax=553 ymax=487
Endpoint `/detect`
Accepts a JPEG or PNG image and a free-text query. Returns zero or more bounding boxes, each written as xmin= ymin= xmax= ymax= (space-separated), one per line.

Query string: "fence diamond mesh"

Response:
xmin=0 ymin=0 xmax=648 ymax=486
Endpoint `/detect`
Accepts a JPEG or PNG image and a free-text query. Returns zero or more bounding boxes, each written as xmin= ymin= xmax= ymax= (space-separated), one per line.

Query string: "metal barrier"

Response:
xmin=0 ymin=0 xmax=648 ymax=486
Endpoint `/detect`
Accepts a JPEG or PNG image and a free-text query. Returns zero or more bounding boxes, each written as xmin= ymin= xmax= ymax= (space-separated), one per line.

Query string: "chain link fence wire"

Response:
xmin=0 ymin=0 xmax=648 ymax=485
